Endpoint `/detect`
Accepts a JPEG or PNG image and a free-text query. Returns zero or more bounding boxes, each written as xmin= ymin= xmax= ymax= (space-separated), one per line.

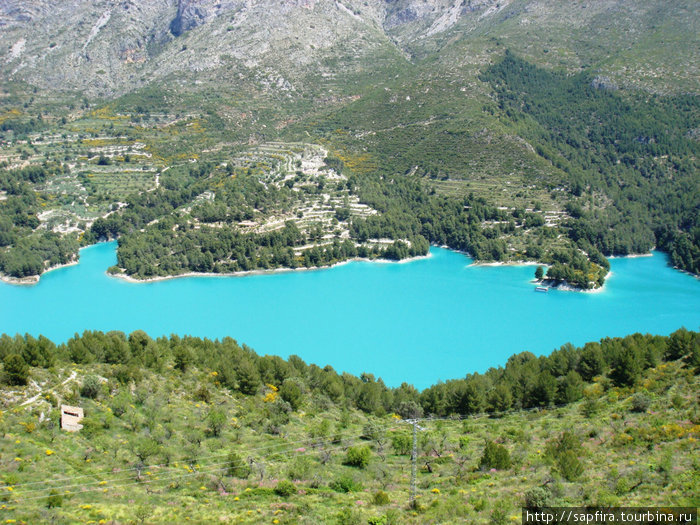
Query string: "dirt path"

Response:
xmin=19 ymin=370 xmax=77 ymax=407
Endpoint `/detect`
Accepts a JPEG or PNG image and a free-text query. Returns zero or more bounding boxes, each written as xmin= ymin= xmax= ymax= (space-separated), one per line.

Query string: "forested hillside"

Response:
xmin=1 ymin=329 xmax=698 ymax=523
xmin=482 ymin=52 xmax=700 ymax=275
xmin=1 ymin=0 xmax=698 ymax=288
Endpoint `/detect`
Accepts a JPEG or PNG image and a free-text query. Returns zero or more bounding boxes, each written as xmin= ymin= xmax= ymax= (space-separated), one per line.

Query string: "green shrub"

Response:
xmin=630 ymin=392 xmax=651 ymax=413
xmin=4 ymin=474 xmax=19 ymax=486
xmin=109 ymin=390 xmax=131 ymax=417
xmin=391 ymin=433 xmax=412 ymax=455
xmin=671 ymin=394 xmax=684 ymax=410
xmin=279 ymin=379 xmax=303 ymax=410
xmin=287 ymin=456 xmax=312 ymax=481
xmin=472 ymin=498 xmax=487 ymax=511
xmin=491 ymin=506 xmax=509 ymax=525
xmin=372 ymin=490 xmax=390 ymax=505
xmin=615 ymin=476 xmax=631 ymax=496
xmin=557 ymin=450 xmax=584 ymax=481
xmin=64 ymin=383 xmax=80 ymax=404
xmin=226 ymin=451 xmax=251 ymax=479
xmin=524 ymin=486 xmax=553 ymax=509
xmin=3 ymin=353 xmax=29 ymax=386
xmin=344 ymin=445 xmax=371 ymax=468
xmin=581 ymin=397 xmax=600 ymax=418
xmin=113 ymin=364 xmax=141 ymax=385
xmin=43 ymin=391 xmax=58 ymax=407
xmin=80 ymin=374 xmax=102 ymax=399
xmin=334 ymin=508 xmax=362 ymax=525
xmin=546 ymin=431 xmax=582 ymax=460
xmin=46 ymin=489 xmax=62 ymax=508
xmin=135 ymin=505 xmax=152 ymax=523
xmin=274 ymin=479 xmax=297 ymax=497
xmin=544 ymin=431 xmax=585 ymax=481
xmin=330 ymin=475 xmax=363 ymax=493
xmin=194 ymin=385 xmax=211 ymax=403
xmin=80 ymin=417 xmax=103 ymax=437
xmin=206 ymin=408 xmax=226 ymax=437
xmin=479 ymin=441 xmax=511 ymax=470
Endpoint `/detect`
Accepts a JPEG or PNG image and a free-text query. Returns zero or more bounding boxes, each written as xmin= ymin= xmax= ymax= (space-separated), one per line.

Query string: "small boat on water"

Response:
xmin=535 ymin=286 xmax=549 ymax=293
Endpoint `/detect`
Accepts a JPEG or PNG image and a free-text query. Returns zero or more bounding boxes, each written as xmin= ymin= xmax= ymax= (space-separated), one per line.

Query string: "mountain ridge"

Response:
xmin=1 ymin=0 xmax=697 ymax=97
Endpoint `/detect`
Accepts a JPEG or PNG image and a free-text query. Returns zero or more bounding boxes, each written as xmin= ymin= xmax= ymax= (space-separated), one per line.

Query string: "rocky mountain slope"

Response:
xmin=1 ymin=0 xmax=697 ymax=97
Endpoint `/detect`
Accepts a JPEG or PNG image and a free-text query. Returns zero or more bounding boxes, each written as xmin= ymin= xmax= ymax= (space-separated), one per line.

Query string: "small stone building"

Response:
xmin=60 ymin=405 xmax=84 ymax=432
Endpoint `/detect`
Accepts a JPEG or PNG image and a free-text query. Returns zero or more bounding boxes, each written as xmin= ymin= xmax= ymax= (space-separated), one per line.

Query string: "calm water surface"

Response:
xmin=1 ymin=242 xmax=698 ymax=388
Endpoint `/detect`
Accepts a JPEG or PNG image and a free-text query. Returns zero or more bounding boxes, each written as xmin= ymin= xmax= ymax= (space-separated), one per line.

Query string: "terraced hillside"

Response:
xmin=0 ymin=0 xmax=698 ymax=286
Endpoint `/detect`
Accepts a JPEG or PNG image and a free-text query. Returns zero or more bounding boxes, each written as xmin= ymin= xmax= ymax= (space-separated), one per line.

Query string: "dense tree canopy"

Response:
xmin=2 ymin=328 xmax=697 ymax=417
xmin=483 ymin=52 xmax=700 ymax=275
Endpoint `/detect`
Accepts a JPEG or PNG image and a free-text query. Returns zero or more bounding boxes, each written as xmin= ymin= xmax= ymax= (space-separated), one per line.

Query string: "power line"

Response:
xmin=10 ymin=435 xmax=354 ymax=502
xmin=4 ymin=405 xmax=593 ymax=507
xmin=4 ymin=398 xmax=590 ymax=507
xmin=7 ymin=407 xmax=582 ymax=496
xmin=10 ymin=436 xmax=366 ymax=504
xmin=401 ymin=419 xmax=425 ymax=508
xmin=5 ymin=421 xmax=396 ymax=492
xmin=396 ymin=408 xmax=588 ymax=505
xmin=6 ymin=423 xmax=398 ymax=499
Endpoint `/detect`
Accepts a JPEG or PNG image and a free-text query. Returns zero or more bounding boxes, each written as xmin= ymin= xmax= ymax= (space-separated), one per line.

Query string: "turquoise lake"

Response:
xmin=1 ymin=241 xmax=698 ymax=389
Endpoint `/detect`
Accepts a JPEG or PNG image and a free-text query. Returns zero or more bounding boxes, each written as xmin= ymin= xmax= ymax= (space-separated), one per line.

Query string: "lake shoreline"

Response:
xmin=536 ymin=275 xmax=611 ymax=294
xmin=0 ymin=258 xmax=79 ymax=286
xmin=469 ymin=260 xmax=541 ymax=268
xmin=470 ymin=259 xmax=610 ymax=293
xmin=108 ymin=251 xmax=434 ymax=283
xmin=0 ymin=245 xmax=684 ymax=290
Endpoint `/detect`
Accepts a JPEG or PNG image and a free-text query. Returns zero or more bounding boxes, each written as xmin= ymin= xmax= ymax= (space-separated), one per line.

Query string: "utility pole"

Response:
xmin=410 ymin=420 xmax=417 ymax=506
xmin=403 ymin=419 xmax=425 ymax=508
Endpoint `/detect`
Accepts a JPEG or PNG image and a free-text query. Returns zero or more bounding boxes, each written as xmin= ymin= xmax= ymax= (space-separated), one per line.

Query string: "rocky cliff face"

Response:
xmin=0 ymin=0 xmax=63 ymax=27
xmin=0 ymin=0 xmax=697 ymax=97
xmin=170 ymin=0 xmax=240 ymax=36
xmin=170 ymin=0 xmax=207 ymax=36
xmin=0 ymin=0 xmax=393 ymax=96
